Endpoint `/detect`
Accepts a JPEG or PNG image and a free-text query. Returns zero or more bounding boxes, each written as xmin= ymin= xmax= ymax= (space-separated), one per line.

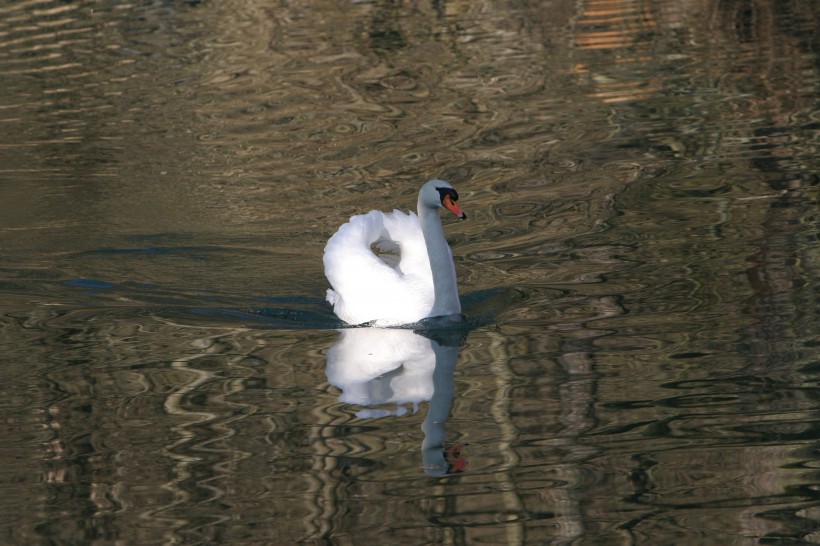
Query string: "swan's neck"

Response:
xmin=418 ymin=202 xmax=461 ymax=317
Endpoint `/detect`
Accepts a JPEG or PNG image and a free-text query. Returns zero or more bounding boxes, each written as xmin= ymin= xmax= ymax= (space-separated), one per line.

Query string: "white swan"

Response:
xmin=323 ymin=179 xmax=467 ymax=326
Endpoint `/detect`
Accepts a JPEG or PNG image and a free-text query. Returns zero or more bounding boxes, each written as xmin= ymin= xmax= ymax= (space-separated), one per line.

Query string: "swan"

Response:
xmin=323 ymin=179 xmax=467 ymax=326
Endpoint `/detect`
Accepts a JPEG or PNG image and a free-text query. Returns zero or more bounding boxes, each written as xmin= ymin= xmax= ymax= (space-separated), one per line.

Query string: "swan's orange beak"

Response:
xmin=442 ymin=194 xmax=467 ymax=219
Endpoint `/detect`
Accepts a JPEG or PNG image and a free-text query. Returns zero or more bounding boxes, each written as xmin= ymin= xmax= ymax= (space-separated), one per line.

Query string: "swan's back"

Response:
xmin=323 ymin=209 xmax=435 ymax=326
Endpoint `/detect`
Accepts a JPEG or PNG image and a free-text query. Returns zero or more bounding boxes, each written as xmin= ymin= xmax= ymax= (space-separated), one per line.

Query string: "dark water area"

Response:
xmin=1 ymin=0 xmax=818 ymax=544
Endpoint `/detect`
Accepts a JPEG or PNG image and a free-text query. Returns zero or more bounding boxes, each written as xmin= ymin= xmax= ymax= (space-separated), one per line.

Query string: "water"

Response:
xmin=1 ymin=0 xmax=818 ymax=543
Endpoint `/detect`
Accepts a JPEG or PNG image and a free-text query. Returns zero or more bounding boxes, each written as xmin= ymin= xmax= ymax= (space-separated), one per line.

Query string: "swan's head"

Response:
xmin=420 ymin=179 xmax=467 ymax=220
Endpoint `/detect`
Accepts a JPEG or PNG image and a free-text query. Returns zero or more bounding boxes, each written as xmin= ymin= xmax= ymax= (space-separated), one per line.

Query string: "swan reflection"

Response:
xmin=326 ymin=326 xmax=466 ymax=475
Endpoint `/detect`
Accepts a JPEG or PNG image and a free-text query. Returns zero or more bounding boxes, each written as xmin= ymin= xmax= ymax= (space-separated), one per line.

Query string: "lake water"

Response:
xmin=1 ymin=0 xmax=818 ymax=544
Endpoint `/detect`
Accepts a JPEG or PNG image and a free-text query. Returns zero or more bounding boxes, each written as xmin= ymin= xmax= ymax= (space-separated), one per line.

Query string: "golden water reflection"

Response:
xmin=0 ymin=0 xmax=817 ymax=543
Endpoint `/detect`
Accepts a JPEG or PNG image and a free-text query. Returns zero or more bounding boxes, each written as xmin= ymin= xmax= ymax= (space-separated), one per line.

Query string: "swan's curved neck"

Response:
xmin=418 ymin=201 xmax=461 ymax=317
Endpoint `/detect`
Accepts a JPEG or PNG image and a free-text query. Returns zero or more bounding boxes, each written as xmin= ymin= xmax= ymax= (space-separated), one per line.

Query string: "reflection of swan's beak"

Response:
xmin=442 ymin=194 xmax=467 ymax=220
xmin=444 ymin=444 xmax=468 ymax=474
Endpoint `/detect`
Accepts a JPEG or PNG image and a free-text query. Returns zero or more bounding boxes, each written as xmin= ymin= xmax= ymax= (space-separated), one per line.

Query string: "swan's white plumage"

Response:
xmin=323 ymin=180 xmax=463 ymax=326
xmin=324 ymin=209 xmax=435 ymax=325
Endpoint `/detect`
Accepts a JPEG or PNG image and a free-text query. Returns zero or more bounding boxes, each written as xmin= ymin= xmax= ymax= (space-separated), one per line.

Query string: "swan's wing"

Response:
xmin=379 ymin=210 xmax=433 ymax=278
xmin=323 ymin=210 xmax=434 ymax=325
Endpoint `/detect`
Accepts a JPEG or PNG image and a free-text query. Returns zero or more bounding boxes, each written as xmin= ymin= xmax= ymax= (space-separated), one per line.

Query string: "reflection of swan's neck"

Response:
xmin=418 ymin=201 xmax=461 ymax=318
xmin=421 ymin=341 xmax=459 ymax=476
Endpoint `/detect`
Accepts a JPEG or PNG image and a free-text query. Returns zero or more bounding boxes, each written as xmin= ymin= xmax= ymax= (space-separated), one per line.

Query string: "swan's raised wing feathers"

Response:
xmin=323 ymin=210 xmax=434 ymax=326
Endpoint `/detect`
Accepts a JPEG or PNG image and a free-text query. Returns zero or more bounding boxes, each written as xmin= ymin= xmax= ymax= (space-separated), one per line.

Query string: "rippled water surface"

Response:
xmin=1 ymin=0 xmax=818 ymax=544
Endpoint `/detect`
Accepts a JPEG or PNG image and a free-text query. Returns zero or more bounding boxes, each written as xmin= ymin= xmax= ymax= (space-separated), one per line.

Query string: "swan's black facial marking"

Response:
xmin=436 ymin=187 xmax=459 ymax=204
